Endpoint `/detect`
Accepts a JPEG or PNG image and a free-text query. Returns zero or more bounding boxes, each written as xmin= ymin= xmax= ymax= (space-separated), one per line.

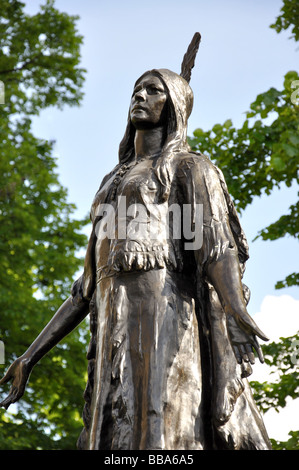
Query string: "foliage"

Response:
xmin=272 ymin=431 xmax=299 ymax=451
xmin=188 ymin=0 xmax=299 ymax=290
xmin=270 ymin=0 xmax=299 ymax=42
xmin=0 ymin=0 xmax=89 ymax=450
xmin=0 ymin=0 xmax=85 ymax=117
xmin=188 ymin=70 xmax=299 ymax=289
xmin=251 ymin=333 xmax=299 ymax=413
xmin=250 ymin=332 xmax=299 ymax=450
xmin=188 ymin=0 xmax=299 ymax=450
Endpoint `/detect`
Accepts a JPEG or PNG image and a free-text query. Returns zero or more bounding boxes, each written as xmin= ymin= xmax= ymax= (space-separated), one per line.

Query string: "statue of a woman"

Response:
xmin=0 ymin=34 xmax=272 ymax=450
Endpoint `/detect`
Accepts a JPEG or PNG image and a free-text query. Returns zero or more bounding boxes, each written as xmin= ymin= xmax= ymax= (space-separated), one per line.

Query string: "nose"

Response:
xmin=134 ymin=88 xmax=147 ymax=102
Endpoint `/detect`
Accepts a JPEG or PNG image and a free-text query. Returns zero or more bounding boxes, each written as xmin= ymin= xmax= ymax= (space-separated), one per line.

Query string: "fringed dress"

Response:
xmin=75 ymin=152 xmax=272 ymax=450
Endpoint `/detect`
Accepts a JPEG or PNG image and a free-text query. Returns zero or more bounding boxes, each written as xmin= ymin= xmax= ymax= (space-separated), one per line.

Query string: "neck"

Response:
xmin=134 ymin=126 xmax=166 ymax=159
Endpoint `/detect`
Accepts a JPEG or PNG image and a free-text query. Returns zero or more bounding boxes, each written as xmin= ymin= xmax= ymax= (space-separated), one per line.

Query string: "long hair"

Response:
xmin=77 ymin=65 xmax=251 ymax=450
xmin=118 ymin=70 xmax=177 ymax=165
xmin=118 ymin=69 xmax=193 ymax=202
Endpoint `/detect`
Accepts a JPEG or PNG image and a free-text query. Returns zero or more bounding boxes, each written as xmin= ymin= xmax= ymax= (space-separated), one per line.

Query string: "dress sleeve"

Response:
xmin=177 ymin=154 xmax=239 ymax=277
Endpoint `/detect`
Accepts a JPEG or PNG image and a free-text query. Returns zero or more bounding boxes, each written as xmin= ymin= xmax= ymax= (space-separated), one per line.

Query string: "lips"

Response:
xmin=131 ymin=105 xmax=146 ymax=112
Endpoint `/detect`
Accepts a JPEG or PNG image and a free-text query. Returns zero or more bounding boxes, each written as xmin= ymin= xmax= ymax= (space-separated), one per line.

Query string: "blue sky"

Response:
xmin=23 ymin=0 xmax=299 ymax=314
xmin=23 ymin=0 xmax=298 ymax=439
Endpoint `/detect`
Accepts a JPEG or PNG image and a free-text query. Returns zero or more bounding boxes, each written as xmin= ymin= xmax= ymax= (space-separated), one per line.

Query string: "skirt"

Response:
xmin=87 ymin=268 xmax=205 ymax=450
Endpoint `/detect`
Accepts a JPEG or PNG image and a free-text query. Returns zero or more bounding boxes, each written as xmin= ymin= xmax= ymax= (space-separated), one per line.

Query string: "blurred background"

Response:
xmin=0 ymin=0 xmax=297 ymax=449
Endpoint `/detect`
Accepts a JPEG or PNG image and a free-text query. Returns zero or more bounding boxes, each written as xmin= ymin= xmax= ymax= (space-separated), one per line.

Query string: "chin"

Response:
xmin=131 ymin=119 xmax=155 ymax=130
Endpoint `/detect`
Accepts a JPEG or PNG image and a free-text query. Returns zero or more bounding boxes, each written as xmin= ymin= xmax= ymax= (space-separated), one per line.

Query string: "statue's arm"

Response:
xmin=206 ymin=250 xmax=268 ymax=364
xmin=178 ymin=155 xmax=268 ymax=364
xmin=19 ymin=295 xmax=89 ymax=368
xmin=0 ymin=281 xmax=89 ymax=409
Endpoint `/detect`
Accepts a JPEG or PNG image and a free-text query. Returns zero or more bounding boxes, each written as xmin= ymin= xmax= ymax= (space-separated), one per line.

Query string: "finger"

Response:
xmin=0 ymin=400 xmax=8 ymax=409
xmin=0 ymin=372 xmax=12 ymax=385
xmin=252 ymin=336 xmax=264 ymax=363
xmin=239 ymin=344 xmax=250 ymax=363
xmin=3 ymin=386 xmax=23 ymax=408
xmin=0 ymin=394 xmax=14 ymax=409
xmin=233 ymin=345 xmax=242 ymax=364
xmin=11 ymin=384 xmax=25 ymax=401
xmin=0 ymin=401 xmax=11 ymax=410
xmin=239 ymin=315 xmax=269 ymax=342
xmin=245 ymin=344 xmax=255 ymax=365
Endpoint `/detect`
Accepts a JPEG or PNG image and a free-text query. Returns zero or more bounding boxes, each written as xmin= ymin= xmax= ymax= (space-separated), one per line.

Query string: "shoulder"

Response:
xmin=174 ymin=152 xmax=229 ymax=217
xmin=90 ymin=164 xmax=120 ymax=221
xmin=175 ymin=151 xmax=219 ymax=181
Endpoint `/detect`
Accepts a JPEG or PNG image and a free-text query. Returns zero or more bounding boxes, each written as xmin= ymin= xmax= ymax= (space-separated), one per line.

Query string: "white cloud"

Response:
xmin=261 ymin=397 xmax=299 ymax=443
xmin=251 ymin=295 xmax=299 ymax=442
xmin=253 ymin=295 xmax=299 ymax=343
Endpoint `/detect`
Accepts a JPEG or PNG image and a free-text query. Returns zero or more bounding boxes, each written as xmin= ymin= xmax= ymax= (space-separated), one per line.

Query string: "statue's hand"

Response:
xmin=227 ymin=315 xmax=265 ymax=365
xmin=0 ymin=356 xmax=31 ymax=409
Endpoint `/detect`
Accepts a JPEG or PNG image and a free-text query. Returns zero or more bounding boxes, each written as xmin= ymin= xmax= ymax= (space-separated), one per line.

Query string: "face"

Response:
xmin=130 ymin=75 xmax=168 ymax=129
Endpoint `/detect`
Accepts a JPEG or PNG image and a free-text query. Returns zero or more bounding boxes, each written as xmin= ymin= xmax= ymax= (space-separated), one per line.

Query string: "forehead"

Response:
xmin=134 ymin=74 xmax=165 ymax=89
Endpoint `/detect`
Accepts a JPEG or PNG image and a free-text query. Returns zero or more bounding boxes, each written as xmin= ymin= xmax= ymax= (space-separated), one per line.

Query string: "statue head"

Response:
xmin=118 ymin=33 xmax=201 ymax=165
xmin=129 ymin=73 xmax=168 ymax=131
xmin=119 ymin=68 xmax=194 ymax=164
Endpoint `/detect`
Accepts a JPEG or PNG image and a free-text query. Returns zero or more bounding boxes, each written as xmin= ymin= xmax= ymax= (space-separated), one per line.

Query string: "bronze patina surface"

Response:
xmin=0 ymin=34 xmax=272 ymax=450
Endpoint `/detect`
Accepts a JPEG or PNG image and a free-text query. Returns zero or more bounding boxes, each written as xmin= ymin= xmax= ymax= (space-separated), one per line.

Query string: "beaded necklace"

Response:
xmin=109 ymin=153 xmax=159 ymax=201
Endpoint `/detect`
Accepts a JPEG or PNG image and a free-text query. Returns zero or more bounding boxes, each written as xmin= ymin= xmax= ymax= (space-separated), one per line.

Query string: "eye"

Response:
xmin=147 ymin=85 xmax=163 ymax=95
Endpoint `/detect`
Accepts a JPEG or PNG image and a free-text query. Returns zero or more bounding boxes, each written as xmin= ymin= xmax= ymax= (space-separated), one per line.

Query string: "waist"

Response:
xmin=96 ymin=250 xmax=171 ymax=283
xmin=96 ymin=239 xmax=183 ymax=281
xmin=96 ymin=265 xmax=197 ymax=307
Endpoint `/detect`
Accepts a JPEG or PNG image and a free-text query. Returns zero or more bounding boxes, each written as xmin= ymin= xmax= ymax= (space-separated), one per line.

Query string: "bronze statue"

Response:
xmin=0 ymin=33 xmax=272 ymax=450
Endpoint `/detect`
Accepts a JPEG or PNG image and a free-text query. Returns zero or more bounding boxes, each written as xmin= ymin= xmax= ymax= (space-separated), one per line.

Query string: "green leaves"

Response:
xmin=188 ymin=6 xmax=299 ymax=448
xmin=188 ymin=70 xmax=299 ymax=290
xmin=0 ymin=0 xmax=86 ymax=118
xmin=0 ymin=0 xmax=89 ymax=450
xmin=273 ymin=431 xmax=299 ymax=451
xmin=250 ymin=333 xmax=299 ymax=450
xmin=275 ymin=272 xmax=299 ymax=290
xmin=270 ymin=0 xmax=299 ymax=42
xmin=253 ymin=333 xmax=299 ymax=410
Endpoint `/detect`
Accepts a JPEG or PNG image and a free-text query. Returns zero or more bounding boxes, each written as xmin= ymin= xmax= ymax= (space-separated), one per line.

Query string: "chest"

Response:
xmin=92 ymin=159 xmax=164 ymax=219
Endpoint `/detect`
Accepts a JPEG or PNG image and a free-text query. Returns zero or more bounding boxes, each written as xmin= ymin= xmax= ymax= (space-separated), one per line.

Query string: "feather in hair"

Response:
xmin=180 ymin=32 xmax=201 ymax=83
